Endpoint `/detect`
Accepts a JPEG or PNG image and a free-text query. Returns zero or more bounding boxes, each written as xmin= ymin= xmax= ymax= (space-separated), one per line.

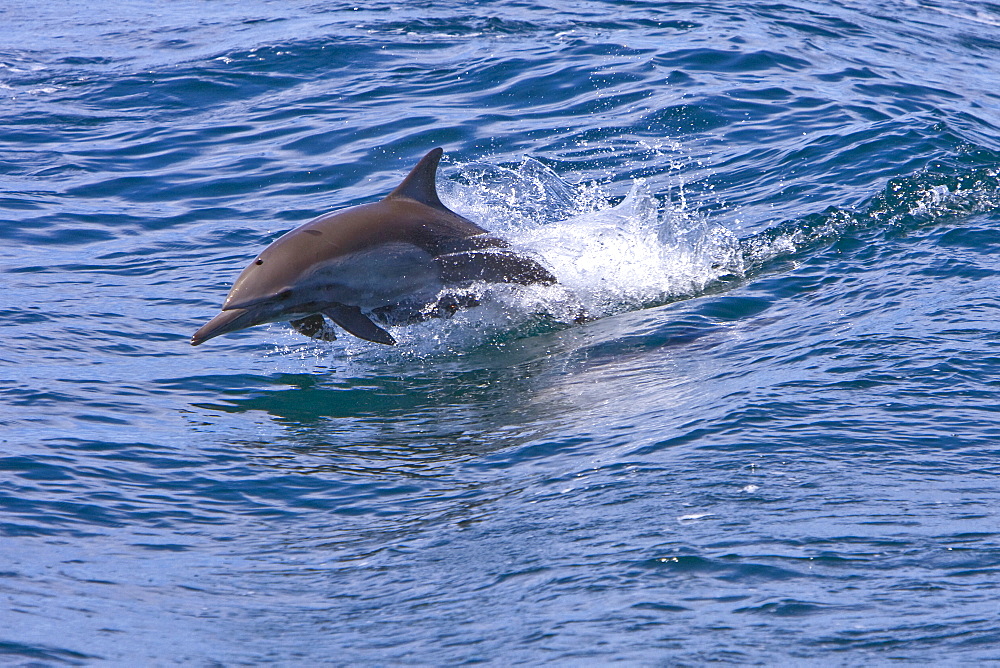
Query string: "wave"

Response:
xmin=373 ymin=141 xmax=1000 ymax=352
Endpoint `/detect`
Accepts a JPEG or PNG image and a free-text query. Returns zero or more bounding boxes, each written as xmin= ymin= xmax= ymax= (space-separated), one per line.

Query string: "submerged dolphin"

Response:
xmin=191 ymin=148 xmax=556 ymax=346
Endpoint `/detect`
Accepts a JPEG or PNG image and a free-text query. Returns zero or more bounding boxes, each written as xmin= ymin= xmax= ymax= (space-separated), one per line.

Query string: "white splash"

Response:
xmin=441 ymin=156 xmax=742 ymax=324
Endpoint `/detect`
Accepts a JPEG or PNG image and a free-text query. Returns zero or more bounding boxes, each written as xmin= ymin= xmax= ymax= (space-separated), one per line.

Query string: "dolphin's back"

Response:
xmin=289 ymin=198 xmax=487 ymax=260
xmin=297 ymin=198 xmax=556 ymax=285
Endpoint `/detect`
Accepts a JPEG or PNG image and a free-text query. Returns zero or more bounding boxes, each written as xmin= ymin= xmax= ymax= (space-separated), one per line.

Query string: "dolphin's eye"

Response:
xmin=255 ymin=259 xmax=264 ymax=265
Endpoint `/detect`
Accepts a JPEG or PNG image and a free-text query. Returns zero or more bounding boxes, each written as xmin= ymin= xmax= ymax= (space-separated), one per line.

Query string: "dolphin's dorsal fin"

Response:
xmin=385 ymin=147 xmax=446 ymax=210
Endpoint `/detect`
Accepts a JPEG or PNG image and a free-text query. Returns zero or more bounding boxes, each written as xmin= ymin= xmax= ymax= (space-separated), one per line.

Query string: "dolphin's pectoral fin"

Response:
xmin=438 ymin=250 xmax=557 ymax=286
xmin=323 ymin=304 xmax=396 ymax=345
xmin=289 ymin=314 xmax=337 ymax=341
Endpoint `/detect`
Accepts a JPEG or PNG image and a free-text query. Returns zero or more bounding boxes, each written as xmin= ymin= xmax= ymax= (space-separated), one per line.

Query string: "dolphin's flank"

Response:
xmin=191 ymin=148 xmax=557 ymax=347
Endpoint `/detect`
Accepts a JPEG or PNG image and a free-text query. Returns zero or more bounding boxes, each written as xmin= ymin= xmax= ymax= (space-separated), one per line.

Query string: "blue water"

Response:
xmin=4 ymin=0 xmax=1000 ymax=663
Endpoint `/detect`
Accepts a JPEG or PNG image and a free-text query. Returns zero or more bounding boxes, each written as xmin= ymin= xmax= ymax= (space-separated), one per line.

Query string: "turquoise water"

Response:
xmin=4 ymin=0 xmax=1000 ymax=663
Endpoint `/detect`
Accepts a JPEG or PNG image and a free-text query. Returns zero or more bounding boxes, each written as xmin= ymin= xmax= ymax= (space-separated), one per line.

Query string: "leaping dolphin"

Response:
xmin=191 ymin=148 xmax=557 ymax=346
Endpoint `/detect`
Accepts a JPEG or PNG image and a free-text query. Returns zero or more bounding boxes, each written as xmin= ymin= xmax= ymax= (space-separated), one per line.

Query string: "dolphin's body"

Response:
xmin=191 ymin=148 xmax=556 ymax=346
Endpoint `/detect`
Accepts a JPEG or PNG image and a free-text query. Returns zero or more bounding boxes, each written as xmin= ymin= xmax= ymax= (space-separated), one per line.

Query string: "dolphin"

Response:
xmin=191 ymin=147 xmax=557 ymax=346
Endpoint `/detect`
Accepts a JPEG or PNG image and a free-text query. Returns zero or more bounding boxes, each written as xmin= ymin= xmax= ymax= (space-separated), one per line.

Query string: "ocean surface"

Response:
xmin=3 ymin=0 xmax=1000 ymax=664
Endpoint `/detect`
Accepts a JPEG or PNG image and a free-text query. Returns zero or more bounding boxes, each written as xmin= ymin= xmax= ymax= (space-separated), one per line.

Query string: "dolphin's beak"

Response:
xmin=191 ymin=308 xmax=260 ymax=346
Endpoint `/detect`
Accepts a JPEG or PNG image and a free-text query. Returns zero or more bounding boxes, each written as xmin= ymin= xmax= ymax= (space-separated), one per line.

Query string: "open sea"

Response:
xmin=3 ymin=0 xmax=1000 ymax=664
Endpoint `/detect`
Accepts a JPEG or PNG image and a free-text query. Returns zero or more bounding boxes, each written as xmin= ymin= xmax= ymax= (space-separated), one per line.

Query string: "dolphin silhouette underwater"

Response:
xmin=191 ymin=148 xmax=557 ymax=346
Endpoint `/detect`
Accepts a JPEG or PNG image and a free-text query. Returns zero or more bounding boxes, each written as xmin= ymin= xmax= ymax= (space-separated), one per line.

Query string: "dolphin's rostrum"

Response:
xmin=191 ymin=148 xmax=557 ymax=346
